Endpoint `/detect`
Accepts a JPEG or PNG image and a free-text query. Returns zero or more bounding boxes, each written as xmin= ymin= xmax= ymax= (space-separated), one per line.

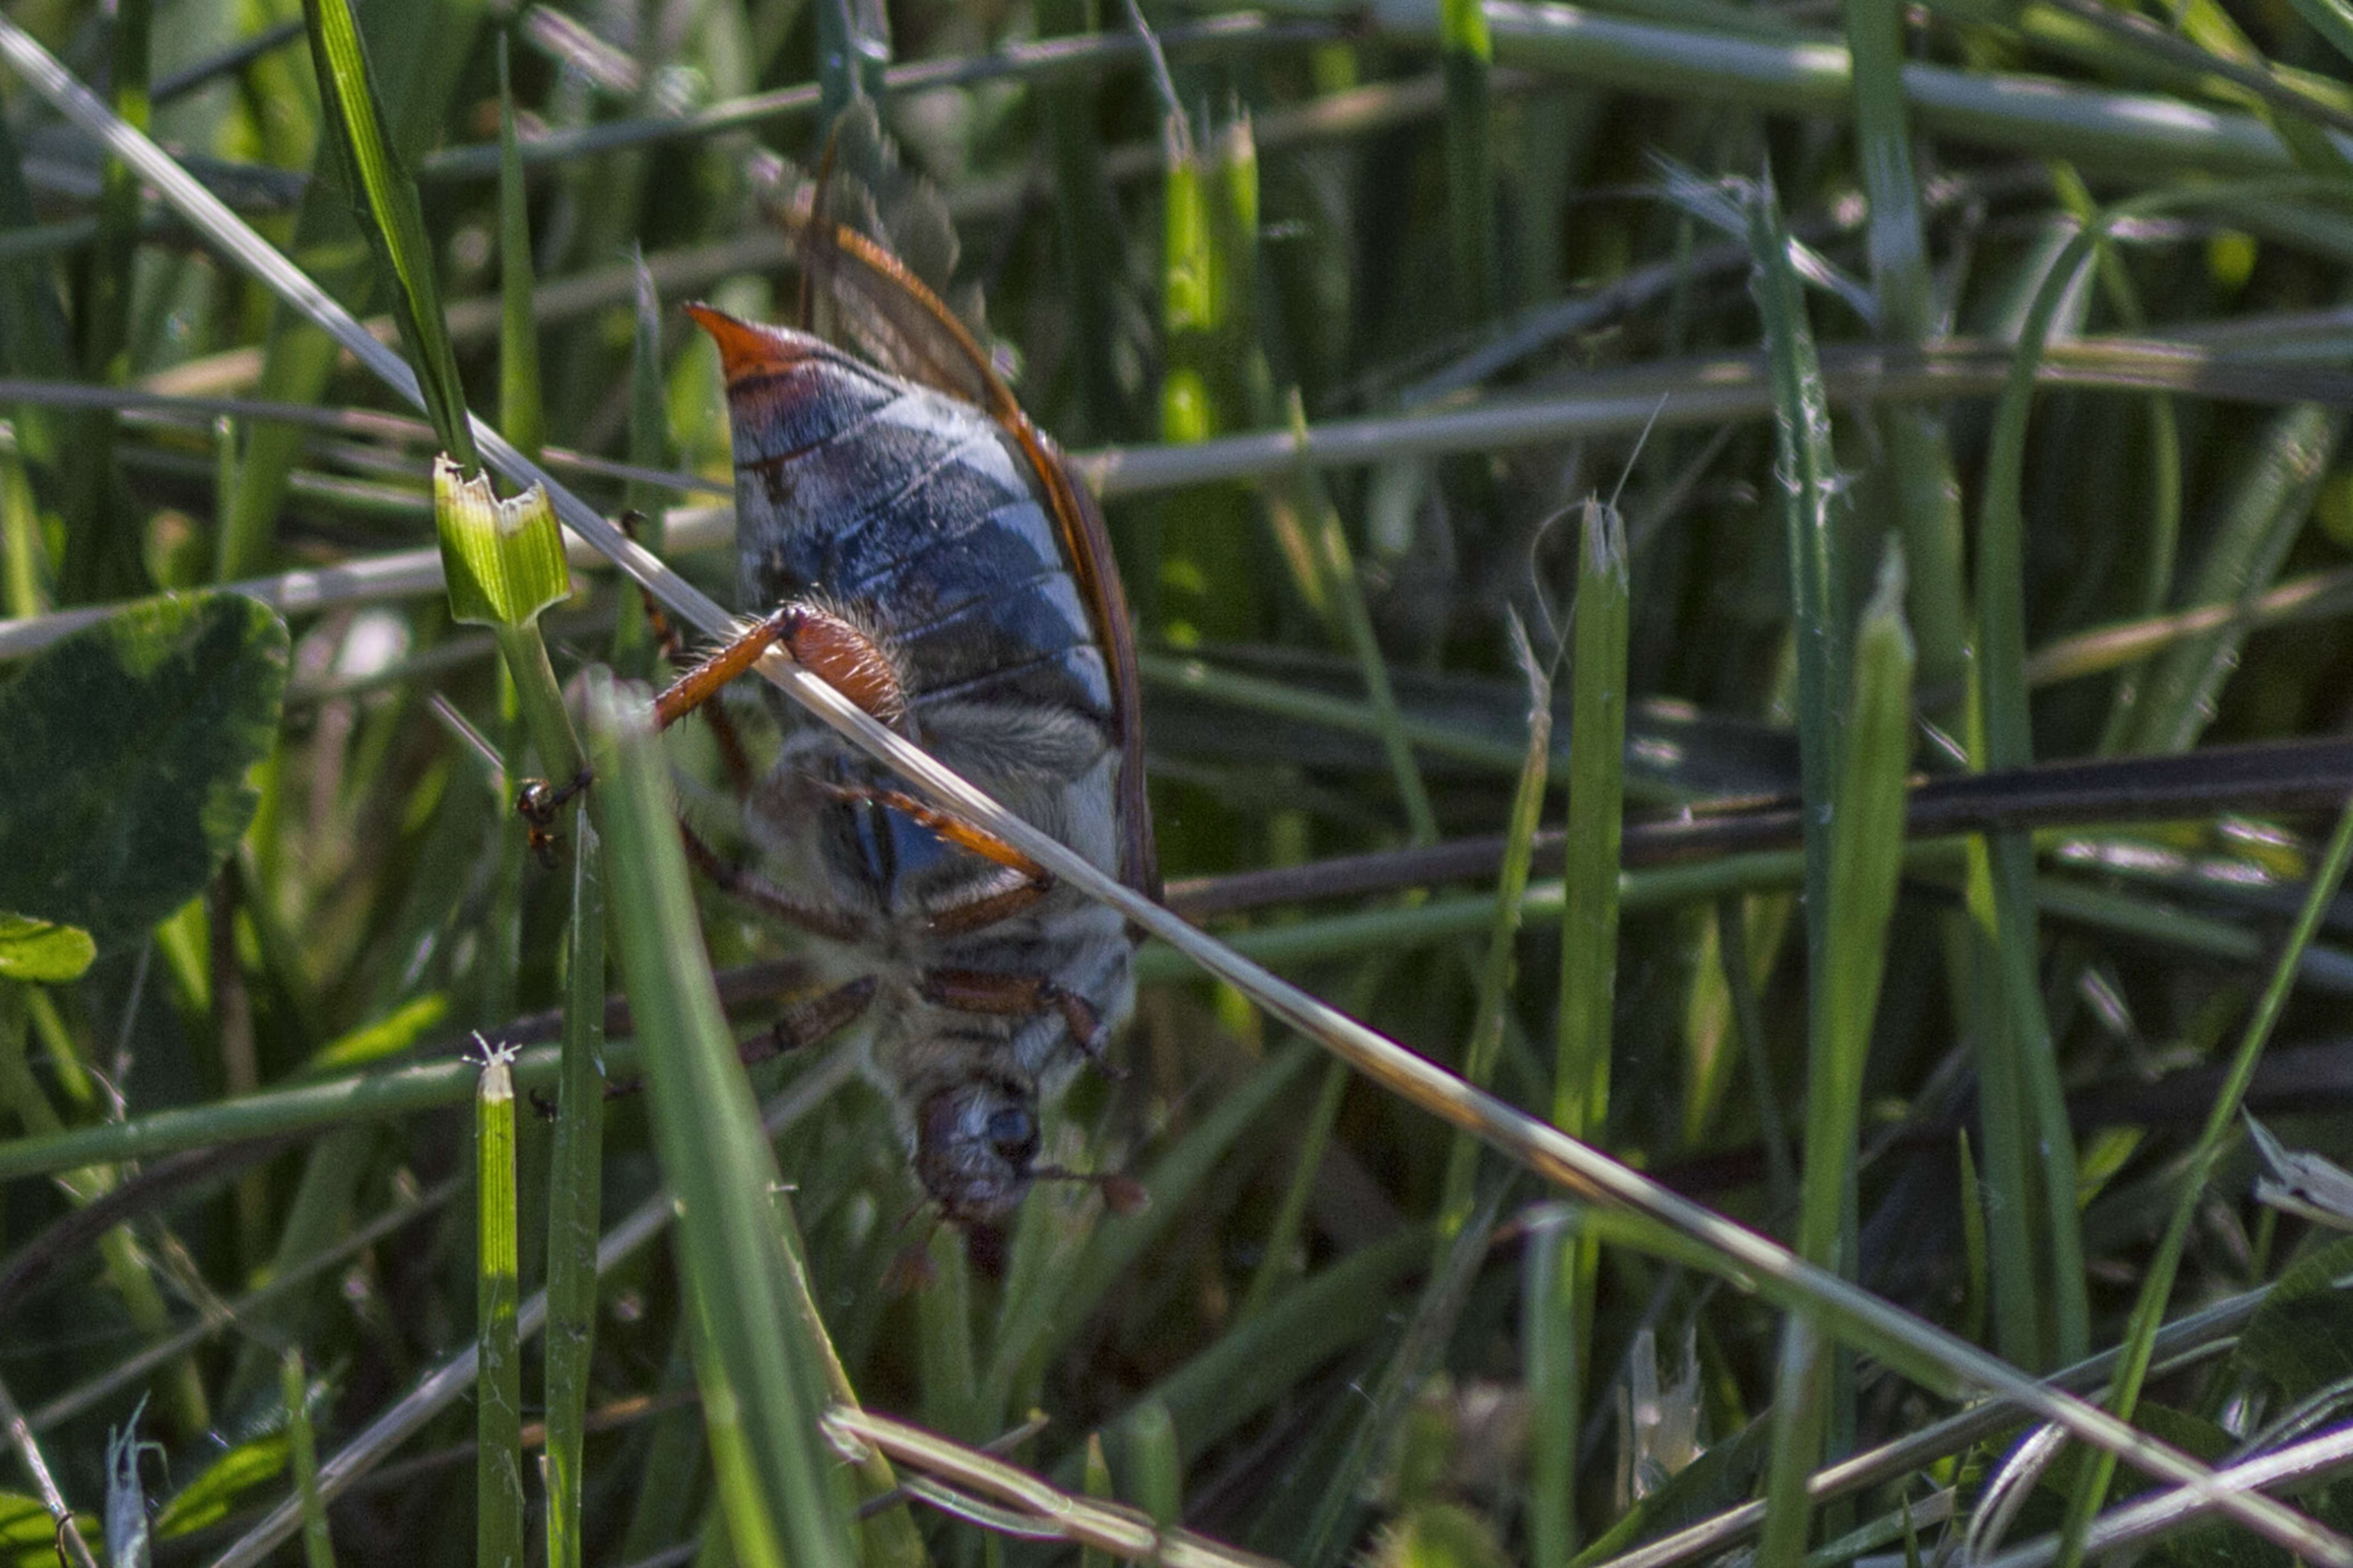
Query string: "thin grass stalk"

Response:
xmin=1533 ymin=499 xmax=1629 ymax=1568
xmin=1276 ymin=390 xmax=1439 ymax=843
xmin=21 ymin=35 xmax=2345 ymax=1554
xmin=1437 ymin=627 xmax=1553 ymax=1243
xmin=1743 ymin=165 xmax=1870 ymax=1525
xmin=1460 ymin=1 xmax=2351 ymax=177
xmin=495 ymin=35 xmax=543 ymax=463
xmin=1961 ymin=185 xmax=2340 ymax=1368
xmin=611 ymin=253 xmax=666 ymax=678
xmin=281 ymin=1350 xmax=336 ymax=1568
xmin=475 ymin=1043 xmax=525 ymax=1568
xmin=583 ymin=670 xmax=856 ymax=1568
xmin=1842 ymin=0 xmax=1966 ymax=696
xmin=1755 ymin=549 xmax=1916 ymax=1568
xmin=2053 ymin=789 xmax=2353 ymax=1566
xmin=13 ymin=334 xmax=2353 ymax=662
xmin=1971 ymin=215 xmax=2088 ymax=1368
xmin=542 ymin=817 xmax=605 ymax=1568
xmin=1744 ymin=173 xmax=1849 ymax=1010
xmin=1233 ymin=1053 xmax=1351 ymax=1324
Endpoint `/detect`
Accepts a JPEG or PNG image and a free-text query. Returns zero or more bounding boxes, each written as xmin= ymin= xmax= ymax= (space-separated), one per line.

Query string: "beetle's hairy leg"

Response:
xmin=655 ymin=601 xmax=909 ymax=733
xmin=741 ymin=975 xmax=877 ymax=1065
xmin=810 ymin=778 xmax=1053 ymax=888
xmin=919 ymin=967 xmax=1123 ymax=1080
xmin=676 ymin=818 xmax=869 ymax=943
xmin=921 ymin=864 xmax=1051 ymax=937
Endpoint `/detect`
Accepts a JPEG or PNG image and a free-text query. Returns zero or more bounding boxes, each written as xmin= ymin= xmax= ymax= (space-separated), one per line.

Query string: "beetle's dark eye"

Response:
xmin=986 ymin=1106 xmax=1036 ymax=1155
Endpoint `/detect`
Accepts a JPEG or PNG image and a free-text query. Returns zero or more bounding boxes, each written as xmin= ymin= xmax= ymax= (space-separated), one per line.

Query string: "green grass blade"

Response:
xmin=1438 ymin=627 xmax=1553 ymax=1241
xmin=583 ymin=669 xmax=856 ymax=1568
xmin=1756 ymin=548 xmax=1916 ymax=1568
xmin=611 ymin=253 xmax=667 ymax=678
xmin=1082 ymin=1434 xmax=1115 ymax=1568
xmin=1441 ymin=0 xmax=1500 ymax=324
xmin=2122 ymin=402 xmax=2345 ymax=756
xmin=1267 ymin=389 xmax=1439 ymax=841
xmin=1122 ymin=1400 xmax=1181 ymax=1528
xmin=494 ymin=34 xmax=543 ymax=464
xmin=1533 ymin=499 xmax=1631 ymax=1568
xmin=280 ymin=1351 xmax=336 ymax=1568
xmin=2053 ymin=791 xmax=2353 ymax=1566
xmin=542 ymin=816 xmax=605 ymax=1568
xmin=1843 ymin=0 xmax=1966 ymax=694
xmin=475 ymin=1044 xmax=524 ymax=1568
xmin=302 ymin=0 xmax=477 ymax=470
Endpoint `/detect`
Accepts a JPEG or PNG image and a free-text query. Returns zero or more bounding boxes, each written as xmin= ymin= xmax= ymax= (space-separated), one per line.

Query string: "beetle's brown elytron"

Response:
xmin=650 ymin=158 xmax=1155 ymax=1228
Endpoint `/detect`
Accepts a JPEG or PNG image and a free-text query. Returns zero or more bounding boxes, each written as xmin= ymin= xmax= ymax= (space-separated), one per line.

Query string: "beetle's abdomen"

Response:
xmin=730 ymin=341 xmax=1113 ymax=736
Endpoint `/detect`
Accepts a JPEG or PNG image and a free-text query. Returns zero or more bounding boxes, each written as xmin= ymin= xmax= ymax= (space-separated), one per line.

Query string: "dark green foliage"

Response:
xmin=0 ymin=594 xmax=286 ymax=949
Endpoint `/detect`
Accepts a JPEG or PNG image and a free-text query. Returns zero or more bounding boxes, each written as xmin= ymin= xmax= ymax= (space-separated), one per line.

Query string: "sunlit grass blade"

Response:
xmin=1533 ymin=498 xmax=1629 ymax=1568
xmin=301 ymin=0 xmax=476 ymax=470
xmin=582 ymin=669 xmax=855 ymax=1568
xmin=1757 ymin=547 xmax=1916 ymax=1568
xmin=474 ymin=1043 xmax=524 ymax=1568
